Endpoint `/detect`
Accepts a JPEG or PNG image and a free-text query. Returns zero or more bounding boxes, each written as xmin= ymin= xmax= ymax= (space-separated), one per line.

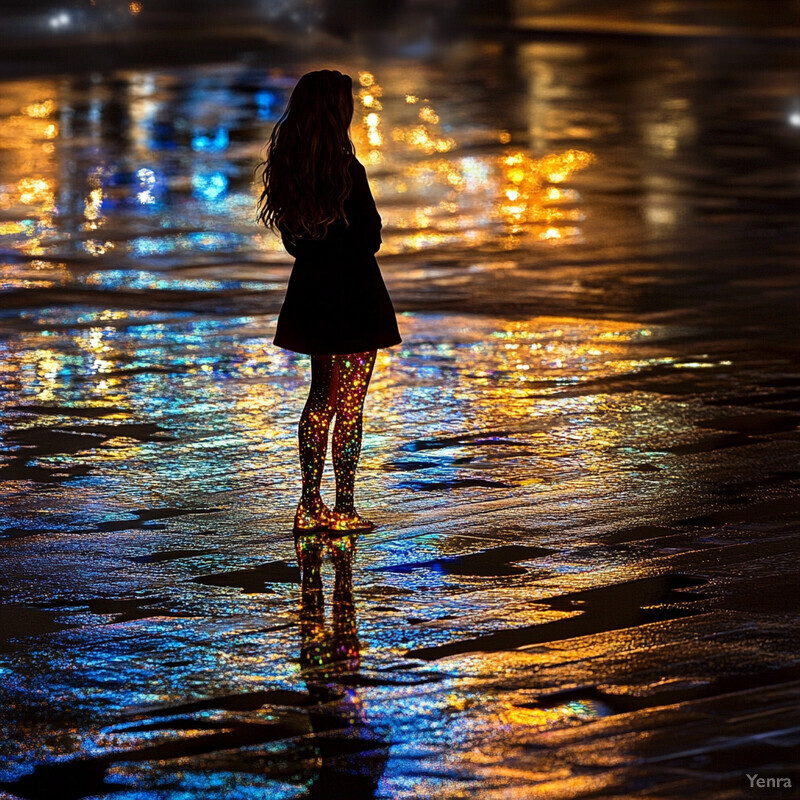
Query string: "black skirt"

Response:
xmin=273 ymin=159 xmax=402 ymax=356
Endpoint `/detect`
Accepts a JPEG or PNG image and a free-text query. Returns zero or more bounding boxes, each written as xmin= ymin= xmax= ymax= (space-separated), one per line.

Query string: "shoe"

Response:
xmin=327 ymin=510 xmax=375 ymax=532
xmin=293 ymin=503 xmax=332 ymax=533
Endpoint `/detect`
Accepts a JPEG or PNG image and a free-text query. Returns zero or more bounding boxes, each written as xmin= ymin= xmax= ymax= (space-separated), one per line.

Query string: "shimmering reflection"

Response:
xmin=2 ymin=27 xmax=798 ymax=800
xmin=0 ymin=303 xmax=718 ymax=797
xmin=0 ymin=60 xmax=597 ymax=302
xmin=349 ymin=68 xmax=595 ymax=252
xmin=296 ymin=532 xmax=361 ymax=678
xmin=293 ymin=531 xmax=389 ymax=797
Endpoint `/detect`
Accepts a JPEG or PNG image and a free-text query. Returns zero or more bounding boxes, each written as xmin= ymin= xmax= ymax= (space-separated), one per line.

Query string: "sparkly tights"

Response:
xmin=298 ymin=350 xmax=376 ymax=514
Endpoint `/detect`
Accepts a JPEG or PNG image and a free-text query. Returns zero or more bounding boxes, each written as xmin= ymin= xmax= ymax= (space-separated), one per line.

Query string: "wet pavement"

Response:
xmin=1 ymin=6 xmax=800 ymax=799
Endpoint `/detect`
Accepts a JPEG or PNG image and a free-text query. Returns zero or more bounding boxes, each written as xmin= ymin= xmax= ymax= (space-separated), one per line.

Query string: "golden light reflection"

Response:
xmin=15 ymin=177 xmax=57 ymax=256
xmin=359 ymin=80 xmax=382 ymax=111
xmin=495 ymin=149 xmax=594 ymax=242
xmin=353 ymin=71 xmax=597 ymax=253
xmin=0 ymin=260 xmax=70 ymax=290
xmin=82 ymin=169 xmax=115 ymax=256
xmin=0 ymin=106 xmax=58 ymax=151
xmin=84 ymin=326 xmax=118 ymax=376
xmin=18 ymin=177 xmax=53 ymax=206
xmin=22 ymin=100 xmax=55 ymax=118
xmin=24 ymin=348 xmax=64 ymax=402
xmin=0 ymin=82 xmax=60 ymax=265
xmin=380 ymin=148 xmax=594 ymax=252
xmin=418 ymin=106 xmax=439 ymax=125
xmin=84 ymin=189 xmax=103 ymax=225
xmin=392 ymin=92 xmax=456 ymax=154
xmin=500 ymin=698 xmax=608 ymax=728
xmin=354 ymin=72 xmax=385 ymax=165
xmin=352 ymin=72 xmax=596 ymax=251
xmin=84 ymin=240 xmax=115 ymax=256
xmin=392 ymin=123 xmax=455 ymax=154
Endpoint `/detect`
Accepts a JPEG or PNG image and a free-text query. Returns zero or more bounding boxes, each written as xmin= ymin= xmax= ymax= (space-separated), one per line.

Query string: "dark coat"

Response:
xmin=273 ymin=158 xmax=402 ymax=356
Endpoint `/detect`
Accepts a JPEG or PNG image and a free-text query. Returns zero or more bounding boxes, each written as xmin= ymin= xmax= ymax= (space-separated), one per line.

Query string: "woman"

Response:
xmin=258 ymin=70 xmax=401 ymax=533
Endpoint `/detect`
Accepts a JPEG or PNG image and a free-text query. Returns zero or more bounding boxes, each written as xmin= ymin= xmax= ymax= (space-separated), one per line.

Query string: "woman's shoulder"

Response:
xmin=346 ymin=158 xmax=372 ymax=198
xmin=348 ymin=156 xmax=367 ymax=176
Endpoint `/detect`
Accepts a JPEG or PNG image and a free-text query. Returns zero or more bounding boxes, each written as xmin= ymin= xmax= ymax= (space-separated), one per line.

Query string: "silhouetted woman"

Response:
xmin=258 ymin=70 xmax=401 ymax=533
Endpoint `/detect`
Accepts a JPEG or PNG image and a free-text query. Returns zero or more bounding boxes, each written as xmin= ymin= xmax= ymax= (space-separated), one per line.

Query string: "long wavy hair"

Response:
xmin=257 ymin=70 xmax=355 ymax=240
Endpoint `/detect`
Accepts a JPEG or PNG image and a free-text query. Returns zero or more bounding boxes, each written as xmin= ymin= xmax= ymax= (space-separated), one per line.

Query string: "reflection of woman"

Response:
xmin=258 ymin=70 xmax=401 ymax=533
xmin=295 ymin=531 xmax=388 ymax=798
xmin=296 ymin=531 xmax=360 ymax=680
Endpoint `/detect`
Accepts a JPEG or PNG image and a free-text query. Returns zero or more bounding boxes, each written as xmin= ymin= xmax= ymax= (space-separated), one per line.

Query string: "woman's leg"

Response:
xmin=297 ymin=355 xmax=338 ymax=515
xmin=331 ymin=350 xmax=376 ymax=516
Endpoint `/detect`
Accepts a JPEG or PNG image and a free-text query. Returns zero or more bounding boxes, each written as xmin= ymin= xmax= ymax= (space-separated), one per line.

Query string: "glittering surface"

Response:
xmin=2 ymin=7 xmax=800 ymax=799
